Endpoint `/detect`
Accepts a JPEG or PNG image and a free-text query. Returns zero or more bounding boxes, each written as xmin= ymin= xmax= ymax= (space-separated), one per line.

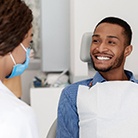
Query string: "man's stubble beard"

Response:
xmin=90 ymin=53 xmax=124 ymax=72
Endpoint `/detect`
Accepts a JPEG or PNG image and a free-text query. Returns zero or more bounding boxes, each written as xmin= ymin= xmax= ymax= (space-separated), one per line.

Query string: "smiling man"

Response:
xmin=56 ymin=17 xmax=138 ymax=138
xmin=90 ymin=18 xmax=132 ymax=80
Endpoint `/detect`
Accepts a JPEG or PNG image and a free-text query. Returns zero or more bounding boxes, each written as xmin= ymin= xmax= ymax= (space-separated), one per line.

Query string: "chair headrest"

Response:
xmin=80 ymin=32 xmax=92 ymax=63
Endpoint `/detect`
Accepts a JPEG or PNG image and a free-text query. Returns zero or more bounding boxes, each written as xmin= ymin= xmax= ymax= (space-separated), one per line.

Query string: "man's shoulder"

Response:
xmin=62 ymin=78 xmax=92 ymax=95
xmin=59 ymin=78 xmax=93 ymax=106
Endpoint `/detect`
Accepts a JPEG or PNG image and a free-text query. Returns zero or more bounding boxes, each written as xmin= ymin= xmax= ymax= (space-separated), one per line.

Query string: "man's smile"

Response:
xmin=96 ymin=56 xmax=111 ymax=60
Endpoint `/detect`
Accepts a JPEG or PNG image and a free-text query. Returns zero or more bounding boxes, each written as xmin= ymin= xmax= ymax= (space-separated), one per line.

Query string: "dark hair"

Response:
xmin=95 ymin=17 xmax=132 ymax=46
xmin=0 ymin=0 xmax=33 ymax=56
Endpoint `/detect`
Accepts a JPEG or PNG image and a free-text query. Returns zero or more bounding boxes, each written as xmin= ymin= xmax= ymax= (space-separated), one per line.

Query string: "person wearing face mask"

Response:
xmin=0 ymin=0 xmax=39 ymax=138
xmin=6 ymin=43 xmax=31 ymax=78
xmin=56 ymin=17 xmax=138 ymax=138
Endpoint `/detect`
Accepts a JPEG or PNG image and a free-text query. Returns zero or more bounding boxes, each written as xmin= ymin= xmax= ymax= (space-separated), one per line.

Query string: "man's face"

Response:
xmin=90 ymin=23 xmax=130 ymax=72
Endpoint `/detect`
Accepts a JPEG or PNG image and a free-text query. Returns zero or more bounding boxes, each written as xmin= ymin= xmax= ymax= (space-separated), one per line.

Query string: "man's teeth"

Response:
xmin=97 ymin=56 xmax=110 ymax=60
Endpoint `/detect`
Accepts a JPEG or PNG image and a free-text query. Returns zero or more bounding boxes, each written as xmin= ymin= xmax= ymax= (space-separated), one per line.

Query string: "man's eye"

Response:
xmin=108 ymin=41 xmax=115 ymax=45
xmin=92 ymin=39 xmax=99 ymax=43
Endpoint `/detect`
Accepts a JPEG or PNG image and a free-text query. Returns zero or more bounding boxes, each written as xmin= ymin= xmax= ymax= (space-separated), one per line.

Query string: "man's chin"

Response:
xmin=91 ymin=58 xmax=112 ymax=72
xmin=94 ymin=66 xmax=112 ymax=72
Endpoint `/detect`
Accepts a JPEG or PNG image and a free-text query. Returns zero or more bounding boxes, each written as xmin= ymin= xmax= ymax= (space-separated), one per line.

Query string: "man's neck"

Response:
xmin=99 ymin=70 xmax=128 ymax=81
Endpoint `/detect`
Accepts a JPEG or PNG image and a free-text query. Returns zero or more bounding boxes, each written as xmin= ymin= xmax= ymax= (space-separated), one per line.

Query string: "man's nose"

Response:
xmin=96 ymin=42 xmax=108 ymax=52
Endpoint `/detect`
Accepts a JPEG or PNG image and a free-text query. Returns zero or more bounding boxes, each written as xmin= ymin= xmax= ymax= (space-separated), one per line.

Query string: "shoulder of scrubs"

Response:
xmin=0 ymin=81 xmax=39 ymax=138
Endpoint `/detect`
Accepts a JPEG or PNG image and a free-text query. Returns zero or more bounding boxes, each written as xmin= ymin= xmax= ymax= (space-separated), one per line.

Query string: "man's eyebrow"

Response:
xmin=92 ymin=34 xmax=100 ymax=37
xmin=92 ymin=34 xmax=120 ymax=40
xmin=107 ymin=35 xmax=120 ymax=40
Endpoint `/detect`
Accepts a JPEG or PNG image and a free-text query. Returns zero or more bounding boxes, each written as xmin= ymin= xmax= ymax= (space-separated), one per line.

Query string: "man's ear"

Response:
xmin=124 ymin=45 xmax=132 ymax=57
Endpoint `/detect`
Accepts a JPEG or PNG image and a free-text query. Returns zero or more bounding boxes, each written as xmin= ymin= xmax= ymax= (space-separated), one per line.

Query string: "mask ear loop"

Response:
xmin=9 ymin=52 xmax=16 ymax=65
xmin=20 ymin=43 xmax=27 ymax=52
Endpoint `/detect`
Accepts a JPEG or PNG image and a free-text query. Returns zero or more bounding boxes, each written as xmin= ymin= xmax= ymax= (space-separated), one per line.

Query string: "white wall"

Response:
xmin=41 ymin=0 xmax=70 ymax=72
xmin=70 ymin=0 xmax=138 ymax=83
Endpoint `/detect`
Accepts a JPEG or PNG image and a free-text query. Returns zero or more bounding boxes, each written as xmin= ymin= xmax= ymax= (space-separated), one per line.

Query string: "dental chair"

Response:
xmin=80 ymin=32 xmax=92 ymax=63
xmin=80 ymin=32 xmax=96 ymax=77
xmin=46 ymin=32 xmax=92 ymax=138
xmin=46 ymin=119 xmax=57 ymax=138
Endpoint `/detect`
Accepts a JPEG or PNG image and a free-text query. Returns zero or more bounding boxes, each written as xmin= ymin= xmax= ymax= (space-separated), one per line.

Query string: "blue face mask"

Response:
xmin=6 ymin=43 xmax=31 ymax=78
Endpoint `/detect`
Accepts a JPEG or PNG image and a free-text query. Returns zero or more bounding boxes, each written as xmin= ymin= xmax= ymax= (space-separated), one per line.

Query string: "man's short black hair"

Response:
xmin=95 ymin=17 xmax=132 ymax=46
